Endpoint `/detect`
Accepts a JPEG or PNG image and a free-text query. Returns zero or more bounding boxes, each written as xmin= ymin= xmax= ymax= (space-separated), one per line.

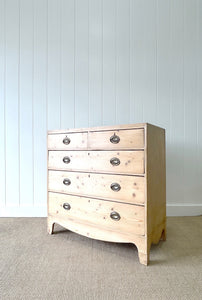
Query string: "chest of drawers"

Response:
xmin=47 ymin=123 xmax=166 ymax=265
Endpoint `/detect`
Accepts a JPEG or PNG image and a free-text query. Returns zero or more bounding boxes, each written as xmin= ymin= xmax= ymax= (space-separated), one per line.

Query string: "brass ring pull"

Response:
xmin=63 ymin=178 xmax=71 ymax=186
xmin=110 ymin=183 xmax=121 ymax=192
xmin=63 ymin=156 xmax=70 ymax=164
xmin=110 ymin=157 xmax=120 ymax=166
xmin=63 ymin=136 xmax=71 ymax=145
xmin=110 ymin=211 xmax=121 ymax=221
xmin=63 ymin=203 xmax=71 ymax=210
xmin=110 ymin=133 xmax=120 ymax=144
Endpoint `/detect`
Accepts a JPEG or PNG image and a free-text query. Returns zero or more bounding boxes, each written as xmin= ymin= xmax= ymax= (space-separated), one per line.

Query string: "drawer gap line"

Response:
xmin=48 ymin=190 xmax=145 ymax=207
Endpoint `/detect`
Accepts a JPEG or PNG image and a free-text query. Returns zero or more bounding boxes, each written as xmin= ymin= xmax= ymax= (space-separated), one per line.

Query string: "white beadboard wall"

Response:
xmin=0 ymin=0 xmax=202 ymax=217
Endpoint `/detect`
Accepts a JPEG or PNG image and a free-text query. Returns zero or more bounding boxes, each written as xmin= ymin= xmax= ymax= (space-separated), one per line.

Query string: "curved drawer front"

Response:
xmin=48 ymin=150 xmax=145 ymax=175
xmin=48 ymin=132 xmax=87 ymax=150
xmin=88 ymin=128 xmax=144 ymax=150
xmin=49 ymin=171 xmax=145 ymax=205
xmin=49 ymin=192 xmax=145 ymax=236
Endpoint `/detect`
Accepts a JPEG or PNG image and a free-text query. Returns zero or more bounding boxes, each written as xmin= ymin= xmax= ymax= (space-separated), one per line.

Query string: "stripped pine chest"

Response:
xmin=47 ymin=123 xmax=166 ymax=265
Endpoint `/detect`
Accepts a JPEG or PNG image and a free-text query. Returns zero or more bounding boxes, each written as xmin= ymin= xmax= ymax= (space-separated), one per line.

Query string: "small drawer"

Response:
xmin=49 ymin=192 xmax=145 ymax=236
xmin=88 ymin=128 xmax=144 ymax=150
xmin=48 ymin=171 xmax=145 ymax=205
xmin=48 ymin=150 xmax=145 ymax=175
xmin=48 ymin=132 xmax=87 ymax=150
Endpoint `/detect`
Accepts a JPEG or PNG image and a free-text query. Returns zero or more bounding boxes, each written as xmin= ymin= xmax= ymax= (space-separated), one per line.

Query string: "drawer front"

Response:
xmin=49 ymin=171 xmax=145 ymax=205
xmin=48 ymin=150 xmax=145 ymax=175
xmin=88 ymin=128 xmax=144 ymax=150
xmin=48 ymin=192 xmax=145 ymax=235
xmin=48 ymin=132 xmax=87 ymax=150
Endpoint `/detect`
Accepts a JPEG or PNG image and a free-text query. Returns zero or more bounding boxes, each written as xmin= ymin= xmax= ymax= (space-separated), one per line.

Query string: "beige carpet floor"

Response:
xmin=0 ymin=217 xmax=202 ymax=300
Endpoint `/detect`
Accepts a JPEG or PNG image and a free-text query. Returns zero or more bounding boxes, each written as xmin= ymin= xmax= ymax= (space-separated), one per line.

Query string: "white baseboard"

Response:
xmin=166 ymin=204 xmax=202 ymax=216
xmin=0 ymin=204 xmax=202 ymax=217
xmin=0 ymin=205 xmax=47 ymax=217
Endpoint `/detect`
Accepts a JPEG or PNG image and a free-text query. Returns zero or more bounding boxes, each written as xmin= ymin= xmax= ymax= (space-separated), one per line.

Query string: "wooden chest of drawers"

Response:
xmin=47 ymin=123 xmax=166 ymax=265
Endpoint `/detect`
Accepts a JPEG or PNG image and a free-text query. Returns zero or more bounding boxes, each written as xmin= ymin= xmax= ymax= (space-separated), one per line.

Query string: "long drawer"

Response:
xmin=49 ymin=192 xmax=145 ymax=236
xmin=48 ymin=170 xmax=145 ymax=205
xmin=48 ymin=150 xmax=145 ymax=175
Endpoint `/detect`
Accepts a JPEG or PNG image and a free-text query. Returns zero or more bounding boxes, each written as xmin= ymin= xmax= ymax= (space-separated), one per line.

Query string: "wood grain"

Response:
xmin=48 ymin=192 xmax=145 ymax=236
xmin=48 ymin=150 xmax=145 ymax=175
xmin=88 ymin=128 xmax=144 ymax=149
xmin=48 ymin=132 xmax=88 ymax=150
xmin=48 ymin=123 xmax=147 ymax=134
xmin=146 ymin=124 xmax=166 ymax=240
xmin=47 ymin=215 xmax=147 ymax=247
xmin=48 ymin=170 xmax=145 ymax=205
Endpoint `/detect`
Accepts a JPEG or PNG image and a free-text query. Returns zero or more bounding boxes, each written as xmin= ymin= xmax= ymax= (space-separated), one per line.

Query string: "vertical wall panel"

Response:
xmin=183 ymin=0 xmax=198 ymax=203
xmin=74 ymin=0 xmax=89 ymax=128
xmin=169 ymin=0 xmax=185 ymax=204
xmin=129 ymin=0 xmax=144 ymax=123
xmin=102 ymin=0 xmax=116 ymax=125
xmin=89 ymin=0 xmax=102 ymax=127
xmin=116 ymin=0 xmax=130 ymax=124
xmin=5 ymin=0 xmax=19 ymax=206
xmin=156 ymin=0 xmax=172 ymax=206
xmin=33 ymin=0 xmax=47 ymax=206
xmin=141 ymin=0 xmax=157 ymax=123
xmin=61 ymin=0 xmax=75 ymax=129
xmin=0 ymin=0 xmax=5 ymax=207
xmin=47 ymin=0 xmax=61 ymax=130
xmin=156 ymin=0 xmax=170 ymax=131
xmin=19 ymin=0 xmax=33 ymax=206
xmin=196 ymin=0 xmax=202 ymax=201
